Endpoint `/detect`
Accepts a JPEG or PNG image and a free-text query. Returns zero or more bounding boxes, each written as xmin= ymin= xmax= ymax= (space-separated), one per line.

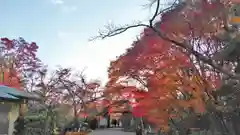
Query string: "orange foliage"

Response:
xmin=0 ymin=69 xmax=21 ymax=90
xmin=106 ymin=33 xmax=213 ymax=130
xmin=105 ymin=0 xmax=224 ymax=131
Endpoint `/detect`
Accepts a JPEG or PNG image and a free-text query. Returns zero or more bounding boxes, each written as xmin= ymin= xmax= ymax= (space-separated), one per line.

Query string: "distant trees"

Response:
xmin=0 ymin=37 xmax=103 ymax=134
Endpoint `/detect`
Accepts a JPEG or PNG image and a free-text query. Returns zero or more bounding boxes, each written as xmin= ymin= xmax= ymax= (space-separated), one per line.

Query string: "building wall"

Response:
xmin=8 ymin=103 xmax=20 ymax=135
xmin=0 ymin=102 xmax=20 ymax=135
xmin=0 ymin=102 xmax=10 ymax=135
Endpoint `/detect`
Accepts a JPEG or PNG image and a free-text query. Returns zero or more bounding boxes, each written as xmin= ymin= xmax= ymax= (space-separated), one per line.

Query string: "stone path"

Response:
xmin=89 ymin=128 xmax=135 ymax=135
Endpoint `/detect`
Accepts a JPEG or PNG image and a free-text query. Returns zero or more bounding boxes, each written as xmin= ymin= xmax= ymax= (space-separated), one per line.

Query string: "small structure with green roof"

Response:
xmin=0 ymin=85 xmax=39 ymax=135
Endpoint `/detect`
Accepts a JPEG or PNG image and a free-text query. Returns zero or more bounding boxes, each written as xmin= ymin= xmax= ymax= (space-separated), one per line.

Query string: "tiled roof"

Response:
xmin=0 ymin=85 xmax=39 ymax=100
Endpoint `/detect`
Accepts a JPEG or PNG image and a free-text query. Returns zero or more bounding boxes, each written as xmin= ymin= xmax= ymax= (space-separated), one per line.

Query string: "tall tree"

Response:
xmin=97 ymin=0 xmax=240 ymax=133
xmin=49 ymin=67 xmax=101 ymax=118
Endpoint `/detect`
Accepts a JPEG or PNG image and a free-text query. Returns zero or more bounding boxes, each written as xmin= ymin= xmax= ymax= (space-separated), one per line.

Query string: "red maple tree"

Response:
xmin=104 ymin=0 xmax=226 ymax=131
xmin=0 ymin=37 xmax=42 ymax=90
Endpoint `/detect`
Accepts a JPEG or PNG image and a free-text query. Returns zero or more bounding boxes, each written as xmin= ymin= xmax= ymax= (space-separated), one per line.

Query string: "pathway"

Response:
xmin=89 ymin=128 xmax=135 ymax=135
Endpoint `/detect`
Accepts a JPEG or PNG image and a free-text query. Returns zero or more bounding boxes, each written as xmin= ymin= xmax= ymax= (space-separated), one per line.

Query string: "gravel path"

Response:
xmin=89 ymin=128 xmax=135 ymax=135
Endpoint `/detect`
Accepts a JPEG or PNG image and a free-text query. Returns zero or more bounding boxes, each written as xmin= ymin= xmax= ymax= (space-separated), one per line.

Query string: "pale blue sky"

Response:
xmin=0 ymin=0 xmax=152 ymax=83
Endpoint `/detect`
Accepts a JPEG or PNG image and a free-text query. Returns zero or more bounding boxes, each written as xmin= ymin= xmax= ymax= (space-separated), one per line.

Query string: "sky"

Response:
xmin=0 ymin=0 xmax=153 ymax=84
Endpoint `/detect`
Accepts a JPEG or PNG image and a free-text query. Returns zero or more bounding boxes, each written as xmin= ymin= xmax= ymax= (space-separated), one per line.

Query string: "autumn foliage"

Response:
xmin=104 ymin=0 xmax=230 ymax=131
xmin=0 ymin=69 xmax=21 ymax=89
xmin=0 ymin=37 xmax=41 ymax=70
xmin=0 ymin=37 xmax=42 ymax=90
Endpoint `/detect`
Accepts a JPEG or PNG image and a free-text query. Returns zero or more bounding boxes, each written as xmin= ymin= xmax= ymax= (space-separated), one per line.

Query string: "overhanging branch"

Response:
xmin=92 ymin=0 xmax=240 ymax=80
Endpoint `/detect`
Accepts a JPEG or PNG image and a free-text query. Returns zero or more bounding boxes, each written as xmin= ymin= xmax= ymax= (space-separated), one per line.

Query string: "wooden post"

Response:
xmin=19 ymin=100 xmax=27 ymax=116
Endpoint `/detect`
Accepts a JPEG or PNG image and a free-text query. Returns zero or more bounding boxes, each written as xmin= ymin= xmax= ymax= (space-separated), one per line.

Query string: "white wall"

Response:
xmin=8 ymin=103 xmax=20 ymax=135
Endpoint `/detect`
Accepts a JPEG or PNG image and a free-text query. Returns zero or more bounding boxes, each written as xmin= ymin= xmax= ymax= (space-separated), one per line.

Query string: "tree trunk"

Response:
xmin=208 ymin=112 xmax=232 ymax=135
xmin=107 ymin=115 xmax=110 ymax=128
xmin=73 ymin=103 xmax=77 ymax=119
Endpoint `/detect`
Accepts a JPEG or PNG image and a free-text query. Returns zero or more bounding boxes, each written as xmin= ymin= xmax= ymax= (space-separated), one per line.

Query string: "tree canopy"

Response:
xmin=102 ymin=0 xmax=240 ymax=132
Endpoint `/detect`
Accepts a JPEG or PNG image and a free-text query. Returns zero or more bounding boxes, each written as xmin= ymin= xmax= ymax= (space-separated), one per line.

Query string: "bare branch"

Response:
xmin=149 ymin=0 xmax=161 ymax=26
xmin=90 ymin=22 xmax=148 ymax=41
